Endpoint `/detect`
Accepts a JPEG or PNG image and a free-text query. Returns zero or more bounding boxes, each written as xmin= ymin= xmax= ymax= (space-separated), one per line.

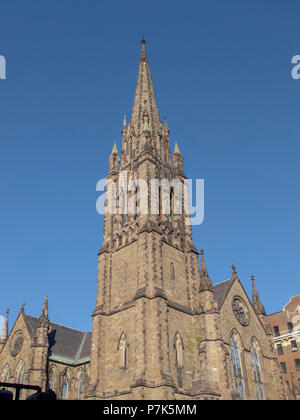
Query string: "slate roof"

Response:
xmin=24 ymin=315 xmax=91 ymax=366
xmin=213 ymin=279 xmax=233 ymax=307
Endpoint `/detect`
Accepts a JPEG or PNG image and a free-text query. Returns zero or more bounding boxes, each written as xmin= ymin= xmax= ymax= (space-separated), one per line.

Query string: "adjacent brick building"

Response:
xmin=267 ymin=295 xmax=300 ymax=399
xmin=0 ymin=41 xmax=293 ymax=400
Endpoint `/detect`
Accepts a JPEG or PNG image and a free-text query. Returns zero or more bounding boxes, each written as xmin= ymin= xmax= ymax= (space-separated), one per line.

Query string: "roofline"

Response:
xmin=213 ymin=279 xmax=231 ymax=287
xmin=48 ymin=354 xmax=90 ymax=366
xmin=49 ymin=321 xmax=90 ymax=334
xmin=266 ymin=310 xmax=283 ymax=317
xmin=25 ymin=314 xmax=91 ymax=335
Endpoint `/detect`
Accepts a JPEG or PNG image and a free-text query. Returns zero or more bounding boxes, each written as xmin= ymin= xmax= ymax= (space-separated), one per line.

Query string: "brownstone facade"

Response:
xmin=0 ymin=41 xmax=291 ymax=400
xmin=267 ymin=295 xmax=300 ymax=399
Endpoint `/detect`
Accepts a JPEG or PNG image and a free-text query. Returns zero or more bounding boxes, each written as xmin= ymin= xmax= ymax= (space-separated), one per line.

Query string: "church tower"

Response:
xmin=86 ymin=40 xmax=224 ymax=400
xmin=0 ymin=41 xmax=289 ymax=402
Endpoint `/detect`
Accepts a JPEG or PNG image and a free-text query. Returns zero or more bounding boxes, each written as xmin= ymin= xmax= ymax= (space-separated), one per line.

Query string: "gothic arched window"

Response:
xmin=48 ymin=376 xmax=54 ymax=391
xmin=17 ymin=361 xmax=25 ymax=400
xmin=230 ymin=333 xmax=245 ymax=400
xmin=78 ymin=371 xmax=84 ymax=400
xmin=174 ymin=332 xmax=184 ymax=368
xmin=250 ymin=340 xmax=264 ymax=400
xmin=1 ymin=364 xmax=10 ymax=382
xmin=118 ymin=331 xmax=128 ymax=369
xmin=47 ymin=367 xmax=56 ymax=391
xmin=62 ymin=373 xmax=69 ymax=399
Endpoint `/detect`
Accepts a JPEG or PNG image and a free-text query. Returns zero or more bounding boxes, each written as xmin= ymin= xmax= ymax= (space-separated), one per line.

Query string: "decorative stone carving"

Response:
xmin=232 ymin=296 xmax=250 ymax=326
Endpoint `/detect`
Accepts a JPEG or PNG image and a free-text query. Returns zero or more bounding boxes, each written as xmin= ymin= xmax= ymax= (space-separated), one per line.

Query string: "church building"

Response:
xmin=0 ymin=41 xmax=291 ymax=400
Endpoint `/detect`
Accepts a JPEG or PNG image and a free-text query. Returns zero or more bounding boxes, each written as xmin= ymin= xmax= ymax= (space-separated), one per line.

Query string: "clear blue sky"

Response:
xmin=0 ymin=0 xmax=299 ymax=332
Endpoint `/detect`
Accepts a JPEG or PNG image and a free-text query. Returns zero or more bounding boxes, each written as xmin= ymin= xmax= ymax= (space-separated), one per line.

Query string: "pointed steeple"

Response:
xmin=172 ymin=141 xmax=184 ymax=175
xmin=199 ymin=250 xmax=213 ymax=292
xmin=0 ymin=309 xmax=9 ymax=341
xmin=130 ymin=39 xmax=161 ymax=137
xmin=112 ymin=141 xmax=118 ymax=155
xmin=251 ymin=275 xmax=266 ymax=316
xmin=174 ymin=142 xmax=181 ymax=154
xmin=163 ymin=115 xmax=169 ymax=134
xmin=109 ymin=141 xmax=120 ymax=173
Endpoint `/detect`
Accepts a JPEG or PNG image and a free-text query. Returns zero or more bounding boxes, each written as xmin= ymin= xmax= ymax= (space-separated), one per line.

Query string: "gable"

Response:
xmin=218 ymin=277 xmax=272 ymax=356
xmin=0 ymin=311 xmax=34 ymax=379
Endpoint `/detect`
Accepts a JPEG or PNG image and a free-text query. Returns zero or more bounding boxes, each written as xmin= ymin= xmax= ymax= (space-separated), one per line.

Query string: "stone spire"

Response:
xmin=0 ymin=309 xmax=9 ymax=341
xmin=0 ymin=309 xmax=9 ymax=352
xmin=42 ymin=296 xmax=48 ymax=318
xmin=130 ymin=39 xmax=161 ymax=137
xmin=199 ymin=250 xmax=213 ymax=292
xmin=174 ymin=142 xmax=181 ymax=154
xmin=163 ymin=116 xmax=169 ymax=134
xmin=109 ymin=141 xmax=120 ymax=173
xmin=111 ymin=141 xmax=118 ymax=155
xmin=38 ymin=296 xmax=50 ymax=328
xmin=172 ymin=141 xmax=184 ymax=175
xmin=251 ymin=275 xmax=266 ymax=316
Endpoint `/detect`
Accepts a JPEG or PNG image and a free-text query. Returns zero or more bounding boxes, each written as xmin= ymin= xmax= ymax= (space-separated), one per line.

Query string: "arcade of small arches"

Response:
xmin=0 ymin=361 xmax=87 ymax=400
xmin=47 ymin=366 xmax=87 ymax=400
xmin=110 ymin=221 xmax=185 ymax=253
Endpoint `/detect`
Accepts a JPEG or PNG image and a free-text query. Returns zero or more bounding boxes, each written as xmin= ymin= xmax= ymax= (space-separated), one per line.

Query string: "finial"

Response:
xmin=200 ymin=249 xmax=207 ymax=273
xmin=232 ymin=264 xmax=236 ymax=274
xmin=21 ymin=302 xmax=25 ymax=312
xmin=140 ymin=37 xmax=147 ymax=62
xmin=251 ymin=274 xmax=266 ymax=316
xmin=38 ymin=296 xmax=50 ymax=328
xmin=42 ymin=296 xmax=48 ymax=316
xmin=123 ymin=114 xmax=127 ymax=127
xmin=111 ymin=141 xmax=118 ymax=154
xmin=163 ymin=116 xmax=169 ymax=130
xmin=174 ymin=141 xmax=181 ymax=154
xmin=199 ymin=249 xmax=213 ymax=292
